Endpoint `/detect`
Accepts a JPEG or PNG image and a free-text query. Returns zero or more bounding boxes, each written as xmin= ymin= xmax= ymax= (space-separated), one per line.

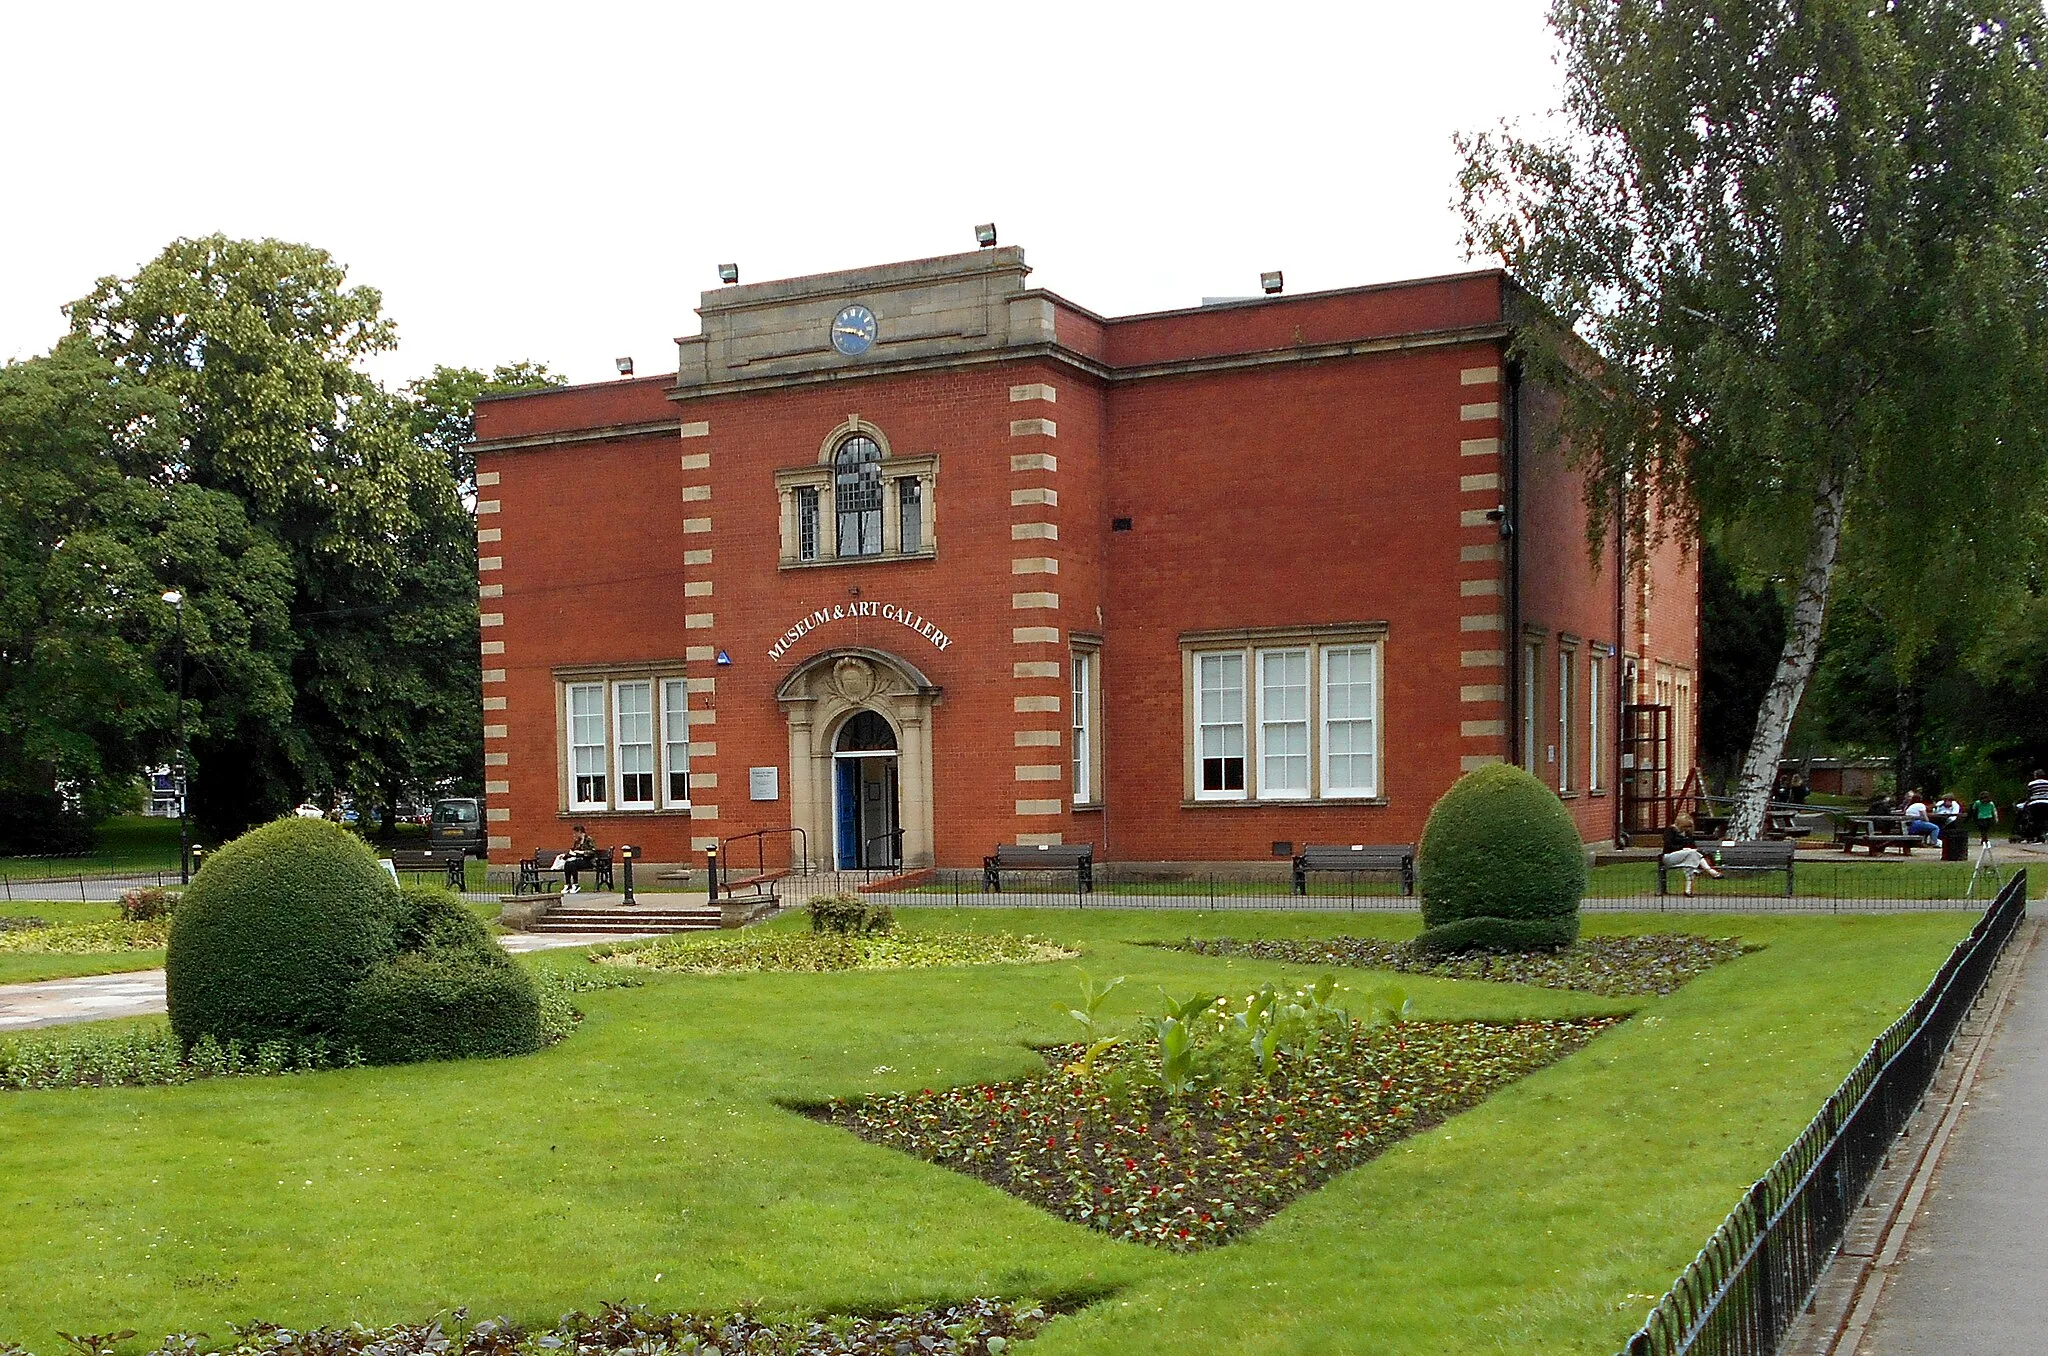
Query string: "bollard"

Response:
xmin=706 ymin=844 xmax=719 ymax=905
xmin=620 ymin=844 xmax=638 ymax=906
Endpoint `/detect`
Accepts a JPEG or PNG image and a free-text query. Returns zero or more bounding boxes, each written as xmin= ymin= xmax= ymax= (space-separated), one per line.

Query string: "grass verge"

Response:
xmin=0 ymin=907 xmax=1977 ymax=1354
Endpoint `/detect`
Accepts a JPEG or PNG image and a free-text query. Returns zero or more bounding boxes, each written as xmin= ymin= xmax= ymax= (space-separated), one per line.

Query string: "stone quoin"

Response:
xmin=469 ymin=246 xmax=1700 ymax=874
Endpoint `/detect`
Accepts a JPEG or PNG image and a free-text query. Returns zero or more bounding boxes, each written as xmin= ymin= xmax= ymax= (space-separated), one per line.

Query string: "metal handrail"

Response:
xmin=862 ymin=827 xmax=905 ymax=874
xmin=1618 ymin=868 xmax=2027 ymax=1355
xmin=717 ymin=826 xmax=810 ymax=883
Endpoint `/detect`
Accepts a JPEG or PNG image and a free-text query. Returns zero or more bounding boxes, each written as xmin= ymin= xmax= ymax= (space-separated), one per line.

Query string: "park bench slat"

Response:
xmin=1292 ymin=843 xmax=1415 ymax=896
xmin=983 ymin=844 xmax=1094 ymax=893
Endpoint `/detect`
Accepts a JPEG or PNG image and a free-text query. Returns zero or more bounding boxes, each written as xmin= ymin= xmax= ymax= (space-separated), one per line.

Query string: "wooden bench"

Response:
xmin=1293 ymin=843 xmax=1415 ymax=896
xmin=1835 ymin=816 xmax=1934 ymax=855
xmin=389 ymin=847 xmax=466 ymax=890
xmin=1659 ymin=839 xmax=1796 ymax=896
xmin=516 ymin=847 xmax=614 ymax=895
xmin=983 ymin=843 xmax=1094 ymax=893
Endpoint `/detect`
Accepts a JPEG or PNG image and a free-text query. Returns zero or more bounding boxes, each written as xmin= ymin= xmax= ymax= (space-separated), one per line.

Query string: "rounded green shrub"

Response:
xmin=340 ymin=949 xmax=542 ymax=1065
xmin=391 ymin=883 xmax=494 ymax=952
xmin=338 ymin=884 xmax=542 ymax=1064
xmin=166 ymin=816 xmax=399 ymax=1047
xmin=1416 ymin=763 xmax=1585 ymax=954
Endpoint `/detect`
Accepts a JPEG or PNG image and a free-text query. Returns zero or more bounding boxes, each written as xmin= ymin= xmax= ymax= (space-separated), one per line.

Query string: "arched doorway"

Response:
xmin=776 ymin=648 xmax=940 ymax=871
xmin=833 ymin=710 xmax=900 ymax=869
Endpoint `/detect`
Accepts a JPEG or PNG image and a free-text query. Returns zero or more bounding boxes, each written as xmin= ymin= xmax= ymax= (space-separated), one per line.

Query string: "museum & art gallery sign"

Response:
xmin=767 ymin=601 xmax=953 ymax=662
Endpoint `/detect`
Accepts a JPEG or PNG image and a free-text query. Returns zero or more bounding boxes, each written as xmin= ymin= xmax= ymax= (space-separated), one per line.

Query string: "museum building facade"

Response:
xmin=469 ymin=247 xmax=1699 ymax=873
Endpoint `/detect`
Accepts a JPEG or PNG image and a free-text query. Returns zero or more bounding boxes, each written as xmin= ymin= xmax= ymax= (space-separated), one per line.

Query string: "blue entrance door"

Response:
xmin=835 ymin=758 xmax=860 ymax=869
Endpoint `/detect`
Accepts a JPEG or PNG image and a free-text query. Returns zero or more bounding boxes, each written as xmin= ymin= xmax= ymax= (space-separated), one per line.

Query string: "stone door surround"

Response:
xmin=775 ymin=647 xmax=940 ymax=870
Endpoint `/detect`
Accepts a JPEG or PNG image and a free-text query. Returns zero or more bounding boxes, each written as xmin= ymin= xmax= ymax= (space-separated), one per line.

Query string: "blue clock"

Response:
xmin=831 ymin=304 xmax=878 ymax=356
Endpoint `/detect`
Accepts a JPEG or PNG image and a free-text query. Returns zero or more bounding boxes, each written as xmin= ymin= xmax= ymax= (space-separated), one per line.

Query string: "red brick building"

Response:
xmin=470 ymin=248 xmax=1699 ymax=873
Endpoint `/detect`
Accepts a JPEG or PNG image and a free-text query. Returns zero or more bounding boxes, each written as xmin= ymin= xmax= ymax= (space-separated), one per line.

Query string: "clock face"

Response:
xmin=831 ymin=304 xmax=878 ymax=356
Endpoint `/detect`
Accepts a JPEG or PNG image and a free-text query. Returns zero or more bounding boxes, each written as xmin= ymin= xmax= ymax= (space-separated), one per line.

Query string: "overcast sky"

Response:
xmin=2 ymin=1 xmax=1563 ymax=387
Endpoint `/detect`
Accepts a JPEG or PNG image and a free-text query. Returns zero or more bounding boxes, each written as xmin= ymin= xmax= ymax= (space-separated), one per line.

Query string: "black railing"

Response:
xmin=717 ymin=827 xmax=812 ymax=888
xmin=848 ymin=860 xmax=2028 ymax=912
xmin=1617 ymin=868 xmax=2027 ymax=1356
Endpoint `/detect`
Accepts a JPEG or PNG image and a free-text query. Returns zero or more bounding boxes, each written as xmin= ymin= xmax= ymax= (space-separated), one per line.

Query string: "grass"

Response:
xmin=0 ymin=902 xmax=163 ymax=983
xmin=0 ymin=906 xmax=1980 ymax=1354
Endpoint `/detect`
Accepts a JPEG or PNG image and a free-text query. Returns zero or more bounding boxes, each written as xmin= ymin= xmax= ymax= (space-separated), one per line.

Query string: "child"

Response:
xmin=1971 ymin=792 xmax=1999 ymax=847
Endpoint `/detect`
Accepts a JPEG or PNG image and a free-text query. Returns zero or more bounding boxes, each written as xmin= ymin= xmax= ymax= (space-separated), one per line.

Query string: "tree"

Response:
xmin=405 ymin=362 xmax=565 ymax=499
xmin=1458 ymin=0 xmax=2048 ymax=835
xmin=63 ymin=237 xmax=551 ymax=839
xmin=0 ymin=340 xmax=297 ymax=851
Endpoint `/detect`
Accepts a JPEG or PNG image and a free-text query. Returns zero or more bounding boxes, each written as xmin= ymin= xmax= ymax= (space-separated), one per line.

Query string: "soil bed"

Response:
xmin=25 ymin=1298 xmax=1050 ymax=1356
xmin=1159 ymin=933 xmax=1750 ymax=996
xmin=592 ymin=929 xmax=1075 ymax=975
xmin=815 ymin=1017 xmax=1618 ymax=1250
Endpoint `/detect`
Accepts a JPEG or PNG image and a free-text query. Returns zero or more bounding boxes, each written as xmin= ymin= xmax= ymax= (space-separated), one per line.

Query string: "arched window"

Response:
xmin=834 ymin=435 xmax=883 ymax=556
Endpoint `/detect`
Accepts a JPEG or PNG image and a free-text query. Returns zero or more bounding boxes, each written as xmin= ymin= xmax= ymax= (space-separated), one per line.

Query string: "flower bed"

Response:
xmin=7 ymin=1298 xmax=1051 ymax=1356
xmin=1162 ymin=933 xmax=1750 ymax=997
xmin=816 ymin=1017 xmax=1618 ymax=1250
xmin=0 ymin=918 xmax=169 ymax=954
xmin=592 ymin=929 xmax=1076 ymax=975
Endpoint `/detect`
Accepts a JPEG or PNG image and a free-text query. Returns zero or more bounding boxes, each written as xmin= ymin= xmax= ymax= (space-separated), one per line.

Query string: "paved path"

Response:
xmin=1862 ymin=921 xmax=2048 ymax=1354
xmin=0 ymin=933 xmax=657 ymax=1033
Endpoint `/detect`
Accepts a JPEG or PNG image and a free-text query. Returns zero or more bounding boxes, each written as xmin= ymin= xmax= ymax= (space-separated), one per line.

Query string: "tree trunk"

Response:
xmin=1730 ymin=468 xmax=1851 ymax=838
xmin=1893 ymin=677 xmax=1919 ymax=800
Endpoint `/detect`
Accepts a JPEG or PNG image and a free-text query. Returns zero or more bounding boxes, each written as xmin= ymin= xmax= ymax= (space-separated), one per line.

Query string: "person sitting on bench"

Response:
xmin=1661 ymin=814 xmax=1725 ymax=897
xmin=1902 ymin=791 xmax=1942 ymax=847
xmin=559 ymin=825 xmax=601 ymax=894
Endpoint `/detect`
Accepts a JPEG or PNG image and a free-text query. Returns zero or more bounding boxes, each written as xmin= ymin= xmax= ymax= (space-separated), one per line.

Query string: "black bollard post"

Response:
xmin=621 ymin=844 xmax=638 ymax=907
xmin=706 ymin=844 xmax=719 ymax=905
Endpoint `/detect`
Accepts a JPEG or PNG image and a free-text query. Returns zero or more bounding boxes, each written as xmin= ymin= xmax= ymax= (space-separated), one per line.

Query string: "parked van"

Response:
xmin=429 ymin=798 xmax=486 ymax=857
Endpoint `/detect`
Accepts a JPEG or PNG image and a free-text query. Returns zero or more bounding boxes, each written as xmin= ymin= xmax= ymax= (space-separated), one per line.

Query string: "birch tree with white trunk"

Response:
xmin=1457 ymin=0 xmax=2048 ymax=838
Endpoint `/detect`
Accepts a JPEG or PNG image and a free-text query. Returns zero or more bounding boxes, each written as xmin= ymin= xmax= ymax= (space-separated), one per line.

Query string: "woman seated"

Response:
xmin=1901 ymin=791 xmax=1942 ymax=846
xmin=559 ymin=825 xmax=601 ymax=894
xmin=1661 ymin=813 xmax=1725 ymax=897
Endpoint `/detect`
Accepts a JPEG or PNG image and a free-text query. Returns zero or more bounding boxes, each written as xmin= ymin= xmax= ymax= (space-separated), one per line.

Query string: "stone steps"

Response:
xmin=528 ymin=908 xmax=720 ymax=935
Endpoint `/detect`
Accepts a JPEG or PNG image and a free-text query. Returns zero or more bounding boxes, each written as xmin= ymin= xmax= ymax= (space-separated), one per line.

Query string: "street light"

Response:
xmin=162 ymin=589 xmax=190 ymax=885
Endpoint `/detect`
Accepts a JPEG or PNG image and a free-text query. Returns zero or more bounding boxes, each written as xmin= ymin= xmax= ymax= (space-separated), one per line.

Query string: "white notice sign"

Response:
xmin=749 ymin=767 xmax=780 ymax=801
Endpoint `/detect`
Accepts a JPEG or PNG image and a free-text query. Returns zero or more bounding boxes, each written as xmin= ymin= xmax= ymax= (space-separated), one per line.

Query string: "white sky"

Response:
xmin=1 ymin=1 xmax=1562 ymax=388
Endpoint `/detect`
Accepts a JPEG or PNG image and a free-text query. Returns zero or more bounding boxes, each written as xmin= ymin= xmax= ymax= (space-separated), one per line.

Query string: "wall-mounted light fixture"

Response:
xmin=717 ymin=263 xmax=739 ymax=284
xmin=1260 ymin=270 xmax=1284 ymax=295
xmin=614 ymin=357 xmax=634 ymax=378
xmin=974 ymin=223 xmax=998 ymax=248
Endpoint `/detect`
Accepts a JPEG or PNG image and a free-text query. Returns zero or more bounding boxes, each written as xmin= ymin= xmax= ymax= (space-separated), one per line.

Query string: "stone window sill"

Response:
xmin=1179 ymin=797 xmax=1391 ymax=810
xmin=779 ymin=548 xmax=937 ymax=571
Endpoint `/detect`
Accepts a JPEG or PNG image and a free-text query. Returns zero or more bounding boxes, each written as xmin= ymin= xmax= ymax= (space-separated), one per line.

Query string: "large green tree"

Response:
xmin=57 ymin=237 xmax=557 ymax=838
xmin=1458 ymin=0 xmax=2048 ymax=835
xmin=0 ymin=340 xmax=297 ymax=851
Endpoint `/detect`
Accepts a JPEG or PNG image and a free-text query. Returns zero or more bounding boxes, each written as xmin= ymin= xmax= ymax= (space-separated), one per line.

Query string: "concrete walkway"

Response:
xmin=0 ymin=932 xmax=657 ymax=1033
xmin=1862 ymin=922 xmax=2048 ymax=1353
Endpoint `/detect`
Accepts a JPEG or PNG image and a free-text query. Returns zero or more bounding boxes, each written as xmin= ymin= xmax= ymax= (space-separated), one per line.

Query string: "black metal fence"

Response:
xmin=849 ymin=858 xmax=2027 ymax=913
xmin=0 ymin=863 xmax=519 ymax=906
xmin=1616 ymin=867 xmax=2028 ymax=1356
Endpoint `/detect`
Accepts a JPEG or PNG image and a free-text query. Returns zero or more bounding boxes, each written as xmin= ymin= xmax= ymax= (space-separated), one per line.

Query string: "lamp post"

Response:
xmin=162 ymin=590 xmax=189 ymax=885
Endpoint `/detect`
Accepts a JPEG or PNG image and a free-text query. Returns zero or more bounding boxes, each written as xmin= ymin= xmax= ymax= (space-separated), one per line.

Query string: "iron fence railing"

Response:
xmin=852 ymin=859 xmax=2026 ymax=913
xmin=1615 ymin=868 xmax=2027 ymax=1356
xmin=2 ymin=854 xmax=2034 ymax=913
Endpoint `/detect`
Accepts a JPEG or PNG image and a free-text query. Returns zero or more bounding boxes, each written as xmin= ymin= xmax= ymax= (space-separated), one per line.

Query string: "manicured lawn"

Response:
xmin=0 ymin=816 xmax=186 ymax=879
xmin=0 ymin=907 xmax=1977 ymax=1353
xmin=0 ymin=903 xmax=163 ymax=983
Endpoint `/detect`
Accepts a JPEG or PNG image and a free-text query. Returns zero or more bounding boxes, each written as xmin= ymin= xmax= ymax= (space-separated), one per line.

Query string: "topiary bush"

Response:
xmin=166 ymin=816 xmax=400 ymax=1048
xmin=1416 ymin=763 xmax=1585 ymax=954
xmin=338 ymin=884 xmax=542 ymax=1065
xmin=340 ymin=947 xmax=542 ymax=1065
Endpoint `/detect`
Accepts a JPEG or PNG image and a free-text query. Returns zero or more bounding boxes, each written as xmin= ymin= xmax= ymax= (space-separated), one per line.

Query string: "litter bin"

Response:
xmin=1939 ymin=817 xmax=1968 ymax=861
